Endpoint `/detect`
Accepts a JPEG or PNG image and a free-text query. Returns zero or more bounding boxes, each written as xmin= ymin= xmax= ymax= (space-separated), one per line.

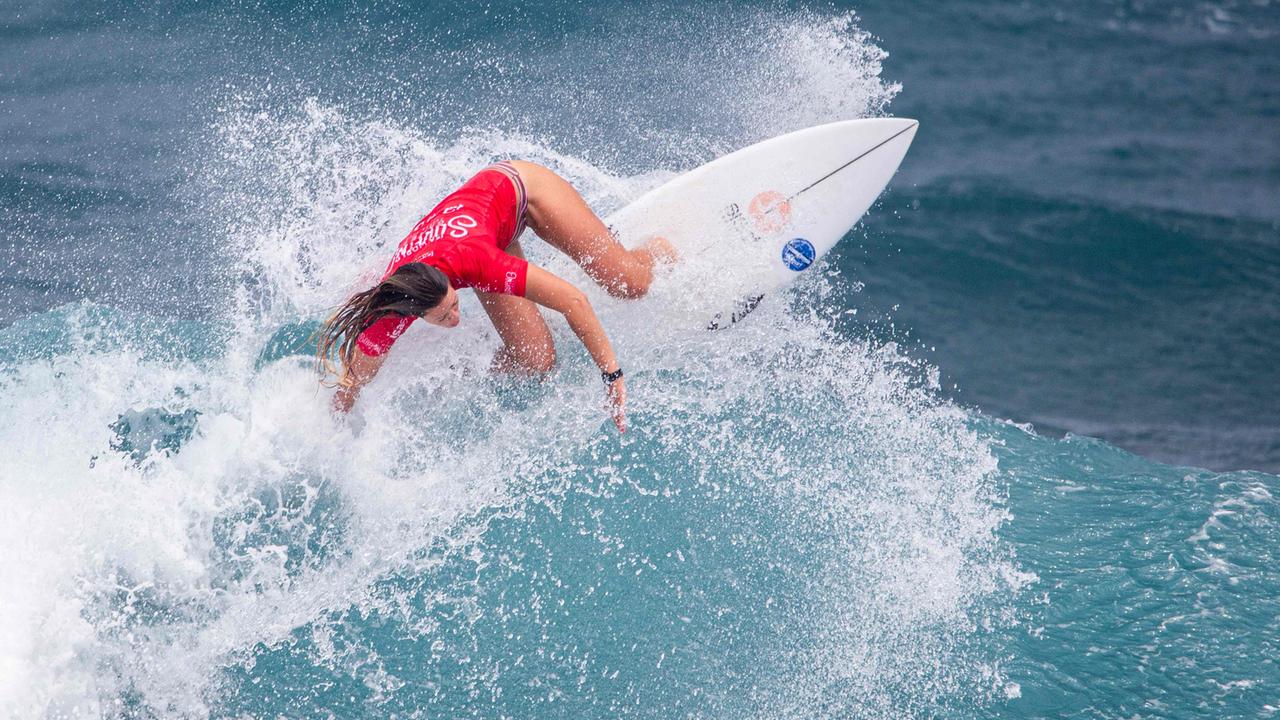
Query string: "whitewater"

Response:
xmin=2 ymin=2 xmax=1277 ymax=717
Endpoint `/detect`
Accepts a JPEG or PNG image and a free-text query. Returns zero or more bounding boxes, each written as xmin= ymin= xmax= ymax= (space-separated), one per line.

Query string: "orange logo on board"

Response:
xmin=747 ymin=190 xmax=792 ymax=235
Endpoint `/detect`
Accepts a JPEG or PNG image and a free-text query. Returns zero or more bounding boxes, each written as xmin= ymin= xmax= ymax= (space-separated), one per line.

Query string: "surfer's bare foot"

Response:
xmin=643 ymin=235 xmax=679 ymax=266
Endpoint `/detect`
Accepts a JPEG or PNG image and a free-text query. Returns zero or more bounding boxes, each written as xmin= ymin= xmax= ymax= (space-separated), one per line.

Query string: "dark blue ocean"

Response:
xmin=3 ymin=1 xmax=1278 ymax=717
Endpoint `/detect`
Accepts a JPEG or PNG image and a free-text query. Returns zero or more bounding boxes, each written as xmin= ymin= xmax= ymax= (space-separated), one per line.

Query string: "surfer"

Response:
xmin=317 ymin=160 xmax=675 ymax=432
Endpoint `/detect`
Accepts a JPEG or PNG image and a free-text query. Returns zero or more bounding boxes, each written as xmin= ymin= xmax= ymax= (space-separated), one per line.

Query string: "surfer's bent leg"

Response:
xmin=504 ymin=160 xmax=675 ymax=299
xmin=478 ymin=240 xmax=556 ymax=374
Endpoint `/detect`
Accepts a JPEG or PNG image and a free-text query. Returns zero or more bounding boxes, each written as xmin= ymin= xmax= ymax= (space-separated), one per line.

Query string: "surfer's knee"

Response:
xmin=526 ymin=344 xmax=556 ymax=374
xmin=498 ymin=338 xmax=556 ymax=375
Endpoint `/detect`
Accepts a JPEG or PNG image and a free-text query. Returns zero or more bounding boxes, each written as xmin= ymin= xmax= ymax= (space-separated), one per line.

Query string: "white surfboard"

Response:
xmin=607 ymin=118 xmax=919 ymax=329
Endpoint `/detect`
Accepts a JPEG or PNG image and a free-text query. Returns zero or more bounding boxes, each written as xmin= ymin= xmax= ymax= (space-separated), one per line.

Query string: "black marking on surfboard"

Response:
xmin=707 ymin=203 xmax=769 ymax=329
xmin=707 ymin=293 xmax=765 ymax=330
xmin=785 ymin=120 xmax=919 ymax=204
xmin=721 ymin=202 xmax=764 ymax=244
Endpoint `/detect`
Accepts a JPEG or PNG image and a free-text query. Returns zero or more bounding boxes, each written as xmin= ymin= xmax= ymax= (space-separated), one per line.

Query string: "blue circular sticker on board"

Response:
xmin=781 ymin=238 xmax=816 ymax=271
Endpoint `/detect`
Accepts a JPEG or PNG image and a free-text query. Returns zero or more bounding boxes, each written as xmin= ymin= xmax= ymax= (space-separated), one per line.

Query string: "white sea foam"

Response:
xmin=0 ymin=9 xmax=1015 ymax=718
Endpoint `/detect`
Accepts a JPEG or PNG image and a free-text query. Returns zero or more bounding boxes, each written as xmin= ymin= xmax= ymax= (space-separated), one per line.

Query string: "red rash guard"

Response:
xmin=356 ymin=163 xmax=530 ymax=356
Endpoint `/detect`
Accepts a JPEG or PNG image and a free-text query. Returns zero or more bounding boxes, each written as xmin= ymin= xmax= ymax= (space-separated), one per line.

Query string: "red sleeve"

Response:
xmin=356 ymin=314 xmax=416 ymax=357
xmin=463 ymin=243 xmax=528 ymax=297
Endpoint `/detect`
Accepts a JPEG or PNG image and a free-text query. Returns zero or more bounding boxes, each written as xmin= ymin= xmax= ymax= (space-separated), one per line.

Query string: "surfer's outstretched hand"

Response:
xmin=607 ymin=378 xmax=627 ymax=433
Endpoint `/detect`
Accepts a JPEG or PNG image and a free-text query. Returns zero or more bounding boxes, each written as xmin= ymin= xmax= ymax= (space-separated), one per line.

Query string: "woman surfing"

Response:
xmin=316 ymin=160 xmax=675 ymax=432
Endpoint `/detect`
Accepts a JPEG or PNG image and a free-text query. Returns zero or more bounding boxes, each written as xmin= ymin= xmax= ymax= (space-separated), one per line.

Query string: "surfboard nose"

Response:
xmin=605 ymin=118 xmax=920 ymax=329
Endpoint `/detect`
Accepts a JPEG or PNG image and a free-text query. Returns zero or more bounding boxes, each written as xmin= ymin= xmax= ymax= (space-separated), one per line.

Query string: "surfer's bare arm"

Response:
xmin=332 ymin=349 xmax=387 ymax=414
xmin=523 ymin=264 xmax=627 ymax=432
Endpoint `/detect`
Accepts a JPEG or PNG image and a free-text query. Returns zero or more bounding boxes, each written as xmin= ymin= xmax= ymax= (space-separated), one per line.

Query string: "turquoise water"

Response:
xmin=2 ymin=1 xmax=1278 ymax=717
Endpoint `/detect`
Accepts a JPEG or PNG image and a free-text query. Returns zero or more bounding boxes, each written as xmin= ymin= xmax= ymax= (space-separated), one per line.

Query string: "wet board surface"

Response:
xmin=608 ymin=118 xmax=919 ymax=328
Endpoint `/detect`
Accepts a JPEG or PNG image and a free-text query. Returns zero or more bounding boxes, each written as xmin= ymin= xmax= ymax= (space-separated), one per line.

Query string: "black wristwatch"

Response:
xmin=602 ymin=368 xmax=624 ymax=384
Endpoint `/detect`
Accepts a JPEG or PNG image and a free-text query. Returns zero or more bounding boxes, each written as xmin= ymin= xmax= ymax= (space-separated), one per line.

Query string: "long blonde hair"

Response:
xmin=315 ymin=262 xmax=449 ymax=386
